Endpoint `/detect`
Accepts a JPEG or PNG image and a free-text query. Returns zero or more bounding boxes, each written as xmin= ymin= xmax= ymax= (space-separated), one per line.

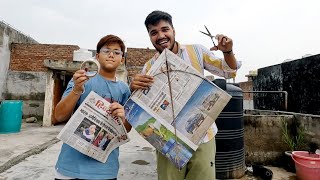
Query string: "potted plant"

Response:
xmin=281 ymin=120 xmax=305 ymax=172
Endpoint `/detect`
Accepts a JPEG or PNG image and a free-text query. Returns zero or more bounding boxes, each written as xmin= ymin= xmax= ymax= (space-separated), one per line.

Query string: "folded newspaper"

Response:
xmin=57 ymin=91 xmax=130 ymax=163
xmin=124 ymin=48 xmax=232 ymax=169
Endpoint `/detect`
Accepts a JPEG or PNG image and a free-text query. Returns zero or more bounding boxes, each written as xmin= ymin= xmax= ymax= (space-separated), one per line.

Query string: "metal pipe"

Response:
xmin=242 ymin=91 xmax=288 ymax=111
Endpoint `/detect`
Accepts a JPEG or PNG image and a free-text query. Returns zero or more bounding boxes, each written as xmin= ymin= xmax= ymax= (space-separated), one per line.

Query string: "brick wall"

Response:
xmin=239 ymin=81 xmax=253 ymax=100
xmin=10 ymin=43 xmax=79 ymax=72
xmin=126 ymin=47 xmax=156 ymax=82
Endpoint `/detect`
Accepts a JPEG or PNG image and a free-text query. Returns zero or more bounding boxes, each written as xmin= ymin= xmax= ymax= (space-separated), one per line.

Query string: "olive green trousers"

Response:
xmin=157 ymin=138 xmax=216 ymax=180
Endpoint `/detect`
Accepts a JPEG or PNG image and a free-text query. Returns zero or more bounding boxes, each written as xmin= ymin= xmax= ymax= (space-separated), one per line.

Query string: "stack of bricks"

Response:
xmin=125 ymin=47 xmax=156 ymax=82
xmin=10 ymin=43 xmax=80 ymax=72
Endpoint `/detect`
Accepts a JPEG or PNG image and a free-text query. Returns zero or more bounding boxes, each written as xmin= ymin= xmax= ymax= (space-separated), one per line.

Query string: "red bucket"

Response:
xmin=292 ymin=151 xmax=320 ymax=180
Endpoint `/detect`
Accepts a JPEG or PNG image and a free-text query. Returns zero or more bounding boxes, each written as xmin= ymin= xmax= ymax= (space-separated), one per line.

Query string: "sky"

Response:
xmin=1 ymin=0 xmax=319 ymax=82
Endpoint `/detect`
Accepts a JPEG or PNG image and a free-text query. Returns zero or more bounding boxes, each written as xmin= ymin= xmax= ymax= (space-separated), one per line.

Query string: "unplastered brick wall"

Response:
xmin=239 ymin=81 xmax=253 ymax=100
xmin=126 ymin=48 xmax=156 ymax=82
xmin=10 ymin=43 xmax=80 ymax=72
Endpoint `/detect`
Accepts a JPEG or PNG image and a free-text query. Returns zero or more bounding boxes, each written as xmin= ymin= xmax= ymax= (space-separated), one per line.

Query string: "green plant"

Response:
xmin=281 ymin=120 xmax=305 ymax=151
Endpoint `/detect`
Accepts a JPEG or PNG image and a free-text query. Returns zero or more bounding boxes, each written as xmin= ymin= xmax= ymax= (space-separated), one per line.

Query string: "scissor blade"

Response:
xmin=199 ymin=30 xmax=210 ymax=36
xmin=204 ymin=25 xmax=211 ymax=35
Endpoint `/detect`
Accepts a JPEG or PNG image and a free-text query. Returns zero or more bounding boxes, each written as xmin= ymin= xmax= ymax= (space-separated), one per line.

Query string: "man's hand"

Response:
xmin=130 ymin=74 xmax=154 ymax=91
xmin=209 ymin=34 xmax=237 ymax=70
xmin=210 ymin=34 xmax=233 ymax=53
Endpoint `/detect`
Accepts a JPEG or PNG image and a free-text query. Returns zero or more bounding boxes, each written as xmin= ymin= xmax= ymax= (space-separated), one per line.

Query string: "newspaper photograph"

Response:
xmin=125 ymin=99 xmax=194 ymax=169
xmin=124 ymin=48 xmax=231 ymax=169
xmin=57 ymin=91 xmax=129 ymax=163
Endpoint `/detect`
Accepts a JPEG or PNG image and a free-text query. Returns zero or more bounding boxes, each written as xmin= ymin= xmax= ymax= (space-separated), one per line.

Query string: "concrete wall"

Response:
xmin=6 ymin=43 xmax=79 ymax=119
xmin=243 ymin=100 xmax=254 ymax=110
xmin=253 ymin=64 xmax=285 ymax=111
xmin=5 ymin=71 xmax=46 ymax=119
xmin=244 ymin=110 xmax=320 ymax=165
xmin=281 ymin=56 xmax=320 ymax=114
xmin=253 ymin=54 xmax=320 ymax=114
xmin=0 ymin=21 xmax=38 ymax=45
xmin=0 ymin=21 xmax=38 ymax=99
xmin=0 ymin=33 xmax=10 ymax=100
xmin=244 ymin=114 xmax=293 ymax=165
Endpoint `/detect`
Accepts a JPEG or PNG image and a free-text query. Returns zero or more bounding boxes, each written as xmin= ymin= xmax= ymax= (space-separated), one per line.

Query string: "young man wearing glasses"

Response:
xmin=130 ymin=10 xmax=241 ymax=180
xmin=54 ymin=34 xmax=131 ymax=180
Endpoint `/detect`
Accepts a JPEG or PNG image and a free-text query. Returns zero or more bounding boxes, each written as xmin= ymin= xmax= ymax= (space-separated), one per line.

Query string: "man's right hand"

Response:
xmin=130 ymin=74 xmax=154 ymax=91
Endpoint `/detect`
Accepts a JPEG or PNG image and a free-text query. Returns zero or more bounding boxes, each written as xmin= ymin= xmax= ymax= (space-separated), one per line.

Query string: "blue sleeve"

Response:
xmin=62 ymin=79 xmax=75 ymax=98
xmin=121 ymin=85 xmax=131 ymax=105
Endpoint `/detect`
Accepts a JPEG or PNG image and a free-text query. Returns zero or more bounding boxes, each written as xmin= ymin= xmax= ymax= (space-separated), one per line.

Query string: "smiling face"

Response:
xmin=147 ymin=20 xmax=177 ymax=54
xmin=96 ymin=43 xmax=124 ymax=73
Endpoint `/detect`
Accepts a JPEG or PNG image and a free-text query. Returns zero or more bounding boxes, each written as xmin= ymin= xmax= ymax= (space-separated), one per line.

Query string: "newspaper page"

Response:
xmin=124 ymin=48 xmax=231 ymax=169
xmin=57 ymin=91 xmax=129 ymax=163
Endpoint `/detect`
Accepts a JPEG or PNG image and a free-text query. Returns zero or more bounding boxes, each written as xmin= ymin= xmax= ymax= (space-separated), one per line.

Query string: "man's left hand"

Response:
xmin=210 ymin=34 xmax=233 ymax=53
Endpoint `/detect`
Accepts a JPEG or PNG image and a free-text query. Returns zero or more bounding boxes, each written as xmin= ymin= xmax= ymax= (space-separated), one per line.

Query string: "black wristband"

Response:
xmin=223 ymin=50 xmax=233 ymax=54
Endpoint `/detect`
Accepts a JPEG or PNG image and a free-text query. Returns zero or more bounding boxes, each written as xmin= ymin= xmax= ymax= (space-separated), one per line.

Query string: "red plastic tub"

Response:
xmin=292 ymin=151 xmax=320 ymax=180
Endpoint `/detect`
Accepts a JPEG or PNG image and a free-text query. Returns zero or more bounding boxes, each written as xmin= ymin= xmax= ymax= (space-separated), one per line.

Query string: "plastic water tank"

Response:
xmin=0 ymin=100 xmax=23 ymax=134
xmin=73 ymin=48 xmax=93 ymax=62
xmin=213 ymin=79 xmax=245 ymax=179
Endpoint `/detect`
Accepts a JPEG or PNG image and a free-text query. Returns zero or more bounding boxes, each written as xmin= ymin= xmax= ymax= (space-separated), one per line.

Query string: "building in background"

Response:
xmin=0 ymin=20 xmax=38 ymax=100
xmin=239 ymin=54 xmax=320 ymax=115
xmin=2 ymin=20 xmax=320 ymax=127
xmin=239 ymin=70 xmax=257 ymax=110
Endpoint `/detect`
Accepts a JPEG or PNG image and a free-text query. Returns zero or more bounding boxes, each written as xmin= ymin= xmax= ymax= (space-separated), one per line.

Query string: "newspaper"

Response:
xmin=57 ymin=91 xmax=129 ymax=163
xmin=124 ymin=49 xmax=232 ymax=169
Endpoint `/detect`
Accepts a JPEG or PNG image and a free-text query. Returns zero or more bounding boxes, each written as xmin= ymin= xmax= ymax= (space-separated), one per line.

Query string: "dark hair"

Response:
xmin=96 ymin=35 xmax=125 ymax=57
xmin=144 ymin=10 xmax=173 ymax=31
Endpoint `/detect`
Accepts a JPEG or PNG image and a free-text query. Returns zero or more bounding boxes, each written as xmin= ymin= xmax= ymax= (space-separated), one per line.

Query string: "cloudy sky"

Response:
xmin=1 ymin=0 xmax=319 ymax=82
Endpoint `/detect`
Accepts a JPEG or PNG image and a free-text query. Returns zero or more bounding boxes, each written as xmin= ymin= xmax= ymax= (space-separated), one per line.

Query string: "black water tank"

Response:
xmin=213 ymin=79 xmax=245 ymax=179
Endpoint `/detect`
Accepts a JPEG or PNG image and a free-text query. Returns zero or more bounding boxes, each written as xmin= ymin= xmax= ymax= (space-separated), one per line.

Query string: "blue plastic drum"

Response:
xmin=0 ymin=100 xmax=23 ymax=134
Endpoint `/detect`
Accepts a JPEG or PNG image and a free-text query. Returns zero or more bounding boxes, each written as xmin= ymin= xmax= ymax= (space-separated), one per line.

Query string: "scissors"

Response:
xmin=199 ymin=25 xmax=217 ymax=47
